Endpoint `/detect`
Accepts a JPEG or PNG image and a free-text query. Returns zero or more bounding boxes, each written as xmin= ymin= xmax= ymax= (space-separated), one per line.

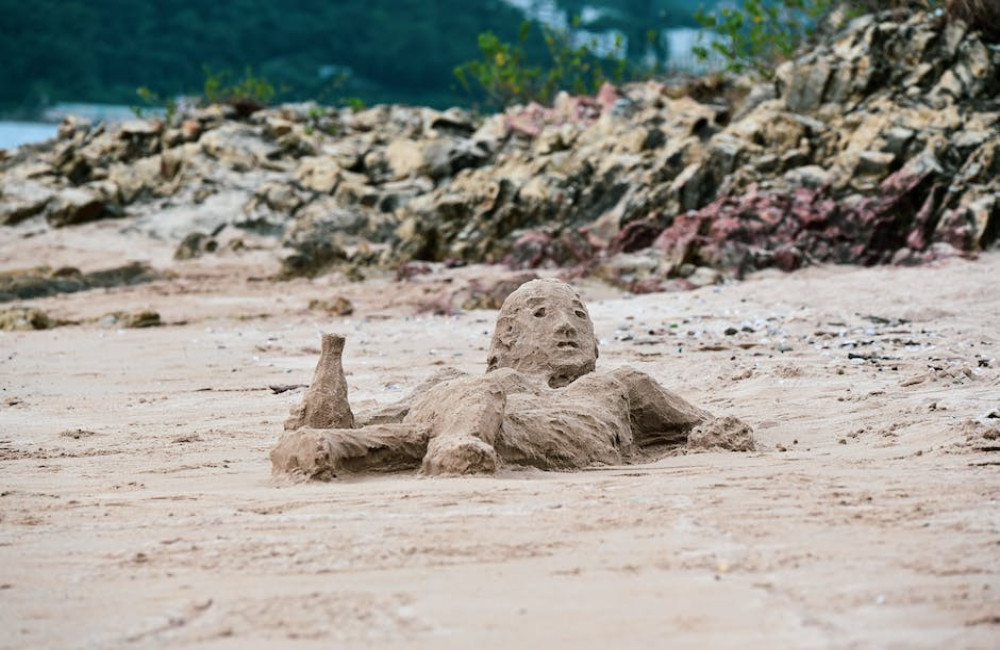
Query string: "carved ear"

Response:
xmin=594 ymin=341 xmax=600 ymax=360
xmin=493 ymin=315 xmax=516 ymax=349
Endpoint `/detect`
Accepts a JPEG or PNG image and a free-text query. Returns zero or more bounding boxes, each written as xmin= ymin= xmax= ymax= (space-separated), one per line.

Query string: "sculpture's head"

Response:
xmin=487 ymin=278 xmax=598 ymax=388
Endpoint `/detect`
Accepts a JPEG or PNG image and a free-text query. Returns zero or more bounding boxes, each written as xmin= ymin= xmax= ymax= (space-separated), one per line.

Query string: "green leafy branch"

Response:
xmin=131 ymin=86 xmax=178 ymax=123
xmin=692 ymin=0 xmax=833 ymax=79
xmin=203 ymin=65 xmax=277 ymax=107
xmin=454 ymin=19 xmax=631 ymax=108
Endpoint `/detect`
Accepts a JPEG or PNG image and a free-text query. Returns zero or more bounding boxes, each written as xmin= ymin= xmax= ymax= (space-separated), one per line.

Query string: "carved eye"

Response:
xmin=575 ymin=310 xmax=586 ymax=318
xmin=534 ymin=307 xmax=546 ymax=318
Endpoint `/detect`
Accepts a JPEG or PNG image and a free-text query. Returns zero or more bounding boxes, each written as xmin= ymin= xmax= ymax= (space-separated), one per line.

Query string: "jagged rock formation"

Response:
xmin=1 ymin=10 xmax=996 ymax=291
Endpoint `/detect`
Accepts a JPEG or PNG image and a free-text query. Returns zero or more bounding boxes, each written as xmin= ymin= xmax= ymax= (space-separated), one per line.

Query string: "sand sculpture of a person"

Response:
xmin=270 ymin=278 xmax=754 ymax=479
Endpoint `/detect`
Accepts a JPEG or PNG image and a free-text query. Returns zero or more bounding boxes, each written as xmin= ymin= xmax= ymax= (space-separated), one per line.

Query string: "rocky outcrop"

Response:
xmin=0 ymin=263 xmax=161 ymax=303
xmin=1 ymin=10 xmax=997 ymax=291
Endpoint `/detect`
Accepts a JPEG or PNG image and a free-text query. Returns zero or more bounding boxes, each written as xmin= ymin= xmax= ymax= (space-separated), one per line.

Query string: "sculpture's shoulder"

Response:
xmin=601 ymin=365 xmax=659 ymax=382
xmin=357 ymin=366 xmax=471 ymax=426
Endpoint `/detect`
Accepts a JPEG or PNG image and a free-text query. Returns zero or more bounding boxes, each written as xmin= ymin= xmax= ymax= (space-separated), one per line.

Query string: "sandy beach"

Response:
xmin=1 ymin=219 xmax=998 ymax=649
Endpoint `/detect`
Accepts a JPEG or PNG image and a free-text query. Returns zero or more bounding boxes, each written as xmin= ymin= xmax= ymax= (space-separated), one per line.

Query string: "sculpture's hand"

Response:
xmin=608 ymin=367 xmax=712 ymax=448
xmin=269 ymin=429 xmax=336 ymax=481
xmin=422 ymin=435 xmax=499 ymax=475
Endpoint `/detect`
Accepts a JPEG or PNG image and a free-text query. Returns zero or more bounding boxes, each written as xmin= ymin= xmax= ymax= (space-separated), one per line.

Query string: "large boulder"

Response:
xmin=46 ymin=187 xmax=112 ymax=227
xmin=0 ymin=180 xmax=54 ymax=225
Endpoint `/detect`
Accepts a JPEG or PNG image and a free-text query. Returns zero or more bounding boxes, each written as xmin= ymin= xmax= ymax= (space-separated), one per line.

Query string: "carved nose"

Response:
xmin=555 ymin=316 xmax=576 ymax=337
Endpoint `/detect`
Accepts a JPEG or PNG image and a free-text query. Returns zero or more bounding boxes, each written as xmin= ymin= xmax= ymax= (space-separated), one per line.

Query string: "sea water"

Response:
xmin=0 ymin=121 xmax=59 ymax=150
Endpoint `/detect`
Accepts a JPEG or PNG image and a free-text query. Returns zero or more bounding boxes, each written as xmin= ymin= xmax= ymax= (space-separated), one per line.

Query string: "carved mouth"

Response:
xmin=557 ymin=341 xmax=579 ymax=349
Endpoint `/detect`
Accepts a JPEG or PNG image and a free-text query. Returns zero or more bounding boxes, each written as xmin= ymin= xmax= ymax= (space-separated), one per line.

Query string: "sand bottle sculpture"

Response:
xmin=284 ymin=333 xmax=355 ymax=430
xmin=271 ymin=279 xmax=754 ymax=480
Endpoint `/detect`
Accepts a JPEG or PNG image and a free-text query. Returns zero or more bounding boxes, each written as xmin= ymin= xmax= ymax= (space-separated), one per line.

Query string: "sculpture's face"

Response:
xmin=487 ymin=279 xmax=598 ymax=387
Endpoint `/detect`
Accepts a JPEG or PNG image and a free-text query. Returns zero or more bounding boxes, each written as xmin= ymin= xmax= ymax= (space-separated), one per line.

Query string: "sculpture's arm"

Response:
xmin=270 ymin=424 xmax=431 ymax=481
xmin=406 ymin=372 xmax=509 ymax=474
xmin=608 ymin=367 xmax=712 ymax=448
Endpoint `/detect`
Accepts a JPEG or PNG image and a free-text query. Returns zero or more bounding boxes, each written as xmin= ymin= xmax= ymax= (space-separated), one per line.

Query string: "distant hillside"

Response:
xmin=0 ymin=0 xmax=708 ymax=116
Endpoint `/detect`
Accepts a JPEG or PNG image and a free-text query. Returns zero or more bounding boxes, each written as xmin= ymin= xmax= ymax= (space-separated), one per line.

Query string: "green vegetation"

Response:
xmin=0 ymin=0 xmax=535 ymax=114
xmin=132 ymin=87 xmax=177 ymax=122
xmin=454 ymin=19 xmax=630 ymax=108
xmin=8 ymin=0 xmax=953 ymax=115
xmin=202 ymin=66 xmax=276 ymax=107
xmin=202 ymin=65 xmax=278 ymax=116
xmin=692 ymin=0 xmax=834 ymax=79
xmin=693 ymin=0 xmax=947 ymax=79
xmin=132 ymin=67 xmax=279 ymax=121
xmin=0 ymin=0 xmax=713 ymax=116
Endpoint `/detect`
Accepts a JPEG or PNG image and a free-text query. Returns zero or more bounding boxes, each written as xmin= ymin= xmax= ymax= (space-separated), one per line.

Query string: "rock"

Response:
xmin=264 ymin=182 xmax=305 ymax=214
xmin=308 ymin=296 xmax=354 ymax=316
xmin=243 ymin=182 xmax=307 ymax=223
xmin=670 ymin=163 xmax=712 ymax=212
xmin=932 ymin=70 xmax=965 ymax=102
xmin=0 ymin=262 xmax=160 ymax=303
xmin=881 ymin=127 xmax=915 ymax=157
xmin=687 ymin=266 xmax=722 ymax=288
xmin=951 ymin=130 xmax=993 ymax=157
xmin=101 ymin=309 xmax=162 ymax=328
xmin=119 ymin=120 xmax=162 ymax=137
xmin=617 ymin=126 xmax=666 ymax=153
xmin=381 ymin=137 xmax=483 ymax=182
xmin=200 ymin=123 xmax=280 ymax=170
xmin=535 ymin=124 xmax=577 ymax=154
xmin=46 ymin=187 xmax=109 ymax=227
xmin=292 ymin=198 xmax=369 ymax=238
xmin=505 ymin=229 xmax=594 ymax=270
xmin=181 ymin=120 xmax=203 ymax=142
xmin=280 ymin=243 xmax=348 ymax=278
xmin=57 ymin=115 xmax=91 ymax=140
xmin=968 ymin=195 xmax=1000 ymax=250
xmin=855 ymin=151 xmax=896 ymax=177
xmin=174 ymin=232 xmax=219 ymax=260
xmin=377 ymin=177 xmax=434 ymax=213
xmin=934 ymin=194 xmax=1000 ymax=252
xmin=460 ymin=273 xmax=540 ymax=310
xmin=427 ymin=107 xmax=477 ymax=136
xmin=0 ymin=307 xmax=55 ymax=331
xmin=381 ymin=138 xmax=423 ymax=180
xmin=785 ymin=59 xmax=833 ymax=114
xmin=0 ymin=180 xmax=54 ymax=225
xmin=133 ymin=188 xmax=249 ymax=239
xmin=108 ymin=156 xmax=170 ymax=204
xmin=279 ymin=203 xmax=362 ymax=277
xmin=416 ymin=139 xmax=459 ymax=180
xmin=594 ymin=249 xmax=671 ymax=293
xmin=127 ymin=309 xmax=161 ymax=328
xmin=784 ymin=165 xmax=832 ymax=188
xmin=264 ymin=116 xmax=294 ymax=139
xmin=294 ymin=156 xmax=341 ymax=194
xmin=728 ymin=104 xmax=808 ymax=150
xmin=733 ymin=82 xmax=778 ymax=121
